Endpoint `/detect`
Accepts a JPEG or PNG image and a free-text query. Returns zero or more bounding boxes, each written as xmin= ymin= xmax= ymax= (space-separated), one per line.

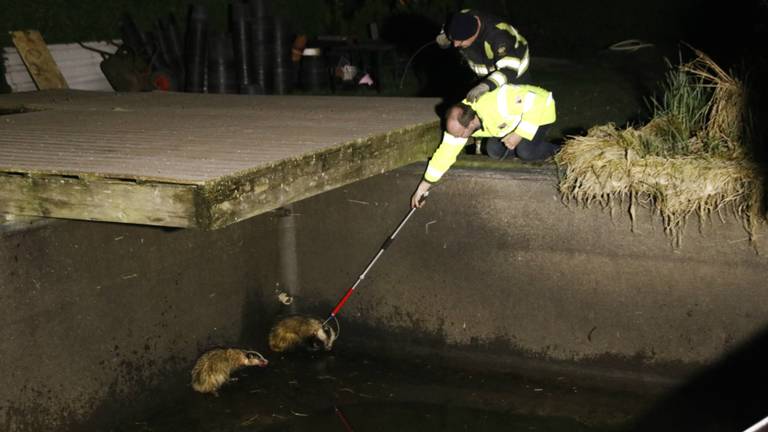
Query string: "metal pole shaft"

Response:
xmin=326 ymin=205 xmax=420 ymax=322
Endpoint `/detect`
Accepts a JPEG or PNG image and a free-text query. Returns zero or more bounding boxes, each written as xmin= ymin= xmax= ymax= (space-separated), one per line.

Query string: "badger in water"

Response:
xmin=191 ymin=348 xmax=268 ymax=395
xmin=269 ymin=315 xmax=338 ymax=352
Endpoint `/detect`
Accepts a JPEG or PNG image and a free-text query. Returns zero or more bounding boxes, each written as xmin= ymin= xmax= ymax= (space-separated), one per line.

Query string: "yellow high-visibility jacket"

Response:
xmin=424 ymin=84 xmax=555 ymax=183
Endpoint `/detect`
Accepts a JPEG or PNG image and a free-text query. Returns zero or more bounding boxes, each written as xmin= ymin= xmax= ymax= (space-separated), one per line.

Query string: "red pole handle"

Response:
xmin=334 ymin=406 xmax=355 ymax=432
xmin=330 ymin=286 xmax=356 ymax=317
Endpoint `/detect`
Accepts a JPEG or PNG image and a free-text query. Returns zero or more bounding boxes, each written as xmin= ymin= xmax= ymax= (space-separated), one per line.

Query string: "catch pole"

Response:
xmin=324 ymin=194 xmax=426 ymax=325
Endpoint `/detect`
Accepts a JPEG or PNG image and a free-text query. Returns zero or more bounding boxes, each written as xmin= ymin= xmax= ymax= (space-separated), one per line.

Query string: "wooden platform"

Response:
xmin=0 ymin=90 xmax=440 ymax=229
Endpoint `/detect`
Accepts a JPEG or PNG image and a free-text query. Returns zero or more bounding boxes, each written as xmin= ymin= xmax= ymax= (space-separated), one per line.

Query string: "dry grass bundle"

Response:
xmin=557 ymin=126 xmax=762 ymax=245
xmin=556 ymin=51 xmax=762 ymax=247
xmin=681 ymin=49 xmax=746 ymax=153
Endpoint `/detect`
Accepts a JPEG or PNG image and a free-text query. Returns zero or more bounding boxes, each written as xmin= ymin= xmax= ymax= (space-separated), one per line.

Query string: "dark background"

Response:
xmin=1 ymin=0 xmax=766 ymax=139
xmin=1 ymin=0 xmax=765 ymax=66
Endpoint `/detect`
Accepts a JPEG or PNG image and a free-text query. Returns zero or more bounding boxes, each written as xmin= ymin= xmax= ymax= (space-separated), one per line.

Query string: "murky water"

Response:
xmin=122 ymin=350 xmax=652 ymax=432
xmin=258 ymin=403 xmax=607 ymax=432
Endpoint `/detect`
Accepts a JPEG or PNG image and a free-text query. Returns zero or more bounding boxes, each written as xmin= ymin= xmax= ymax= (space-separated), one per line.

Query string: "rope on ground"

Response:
xmin=608 ymin=39 xmax=655 ymax=52
xmin=399 ymin=40 xmax=436 ymax=89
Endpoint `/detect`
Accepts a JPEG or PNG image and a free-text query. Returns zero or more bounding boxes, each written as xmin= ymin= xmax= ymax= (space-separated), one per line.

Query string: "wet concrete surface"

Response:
xmin=119 ymin=347 xmax=655 ymax=432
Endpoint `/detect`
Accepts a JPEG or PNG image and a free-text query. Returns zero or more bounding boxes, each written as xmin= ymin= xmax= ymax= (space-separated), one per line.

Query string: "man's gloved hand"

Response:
xmin=436 ymin=32 xmax=451 ymax=49
xmin=466 ymin=82 xmax=490 ymax=102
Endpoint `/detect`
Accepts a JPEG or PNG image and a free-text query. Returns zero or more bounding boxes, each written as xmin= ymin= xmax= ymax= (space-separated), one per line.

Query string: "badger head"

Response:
xmin=309 ymin=323 xmax=338 ymax=351
xmin=242 ymin=350 xmax=269 ymax=367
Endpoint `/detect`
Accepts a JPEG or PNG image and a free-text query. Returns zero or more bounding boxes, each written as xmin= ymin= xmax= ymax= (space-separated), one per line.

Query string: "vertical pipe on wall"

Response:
xmin=277 ymin=205 xmax=299 ymax=314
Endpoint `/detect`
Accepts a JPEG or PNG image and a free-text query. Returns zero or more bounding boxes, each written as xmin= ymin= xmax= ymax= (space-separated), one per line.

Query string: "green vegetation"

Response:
xmin=642 ymin=66 xmax=714 ymax=156
xmin=638 ymin=52 xmax=747 ymax=159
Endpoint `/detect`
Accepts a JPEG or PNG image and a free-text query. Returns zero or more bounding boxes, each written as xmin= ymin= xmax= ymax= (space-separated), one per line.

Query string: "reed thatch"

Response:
xmin=556 ymin=50 xmax=763 ymax=246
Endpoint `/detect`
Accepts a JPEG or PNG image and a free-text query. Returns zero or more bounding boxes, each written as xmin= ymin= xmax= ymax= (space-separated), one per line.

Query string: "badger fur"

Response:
xmin=191 ymin=348 xmax=268 ymax=395
xmin=269 ymin=315 xmax=338 ymax=352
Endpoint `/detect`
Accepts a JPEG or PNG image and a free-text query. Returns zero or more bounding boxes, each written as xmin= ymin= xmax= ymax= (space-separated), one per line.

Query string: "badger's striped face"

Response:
xmin=243 ymin=351 xmax=269 ymax=367
xmin=313 ymin=324 xmax=338 ymax=351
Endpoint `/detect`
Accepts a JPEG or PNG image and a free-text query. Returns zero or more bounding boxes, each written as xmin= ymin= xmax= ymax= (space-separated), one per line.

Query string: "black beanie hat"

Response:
xmin=446 ymin=12 xmax=478 ymax=41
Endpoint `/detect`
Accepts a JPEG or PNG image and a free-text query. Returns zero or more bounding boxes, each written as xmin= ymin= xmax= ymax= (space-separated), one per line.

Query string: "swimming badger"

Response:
xmin=269 ymin=315 xmax=338 ymax=352
xmin=191 ymin=348 xmax=268 ymax=395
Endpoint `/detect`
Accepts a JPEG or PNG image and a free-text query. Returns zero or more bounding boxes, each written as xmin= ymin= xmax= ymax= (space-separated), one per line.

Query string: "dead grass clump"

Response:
xmin=555 ymin=50 xmax=762 ymax=247
xmin=681 ymin=49 xmax=746 ymax=154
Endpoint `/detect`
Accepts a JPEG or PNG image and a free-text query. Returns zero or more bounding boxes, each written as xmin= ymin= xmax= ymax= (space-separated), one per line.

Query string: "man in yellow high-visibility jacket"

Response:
xmin=411 ymin=83 xmax=557 ymax=208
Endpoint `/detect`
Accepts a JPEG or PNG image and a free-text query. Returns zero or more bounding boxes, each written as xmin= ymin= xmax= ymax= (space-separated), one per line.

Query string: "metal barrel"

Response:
xmin=230 ymin=1 xmax=252 ymax=92
xmin=272 ymin=17 xmax=292 ymax=94
xmin=207 ymin=33 xmax=237 ymax=94
xmin=248 ymin=0 xmax=272 ymax=93
xmin=184 ymin=5 xmax=208 ymax=93
xmin=300 ymin=48 xmax=327 ymax=92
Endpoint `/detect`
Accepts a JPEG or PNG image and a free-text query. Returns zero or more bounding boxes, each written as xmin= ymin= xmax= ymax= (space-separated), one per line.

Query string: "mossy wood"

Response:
xmin=0 ymin=90 xmax=439 ymax=229
xmin=0 ymin=174 xmax=197 ymax=227
xmin=202 ymin=124 xmax=437 ymax=229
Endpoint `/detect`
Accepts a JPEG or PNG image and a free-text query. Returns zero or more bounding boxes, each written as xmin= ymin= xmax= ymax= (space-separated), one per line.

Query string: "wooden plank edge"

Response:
xmin=199 ymin=121 xmax=441 ymax=230
xmin=0 ymin=173 xmax=201 ymax=228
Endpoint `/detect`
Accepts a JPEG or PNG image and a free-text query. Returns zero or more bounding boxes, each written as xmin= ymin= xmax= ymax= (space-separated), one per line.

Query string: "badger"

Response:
xmin=268 ymin=315 xmax=338 ymax=352
xmin=191 ymin=348 xmax=268 ymax=395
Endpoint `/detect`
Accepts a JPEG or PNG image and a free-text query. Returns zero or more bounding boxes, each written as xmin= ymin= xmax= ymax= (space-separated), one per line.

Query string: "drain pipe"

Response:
xmin=276 ymin=205 xmax=299 ymax=314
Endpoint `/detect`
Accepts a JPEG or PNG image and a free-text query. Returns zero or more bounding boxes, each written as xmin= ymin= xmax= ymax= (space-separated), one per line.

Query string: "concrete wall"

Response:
xmin=3 ymin=163 xmax=768 ymax=431
xmin=0 ymin=215 xmax=281 ymax=432
xmin=292 ymin=165 xmax=768 ymax=382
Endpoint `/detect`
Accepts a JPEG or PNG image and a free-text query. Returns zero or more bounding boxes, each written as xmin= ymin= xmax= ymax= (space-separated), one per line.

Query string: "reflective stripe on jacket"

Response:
xmin=460 ymin=10 xmax=529 ymax=90
xmin=424 ymin=132 xmax=468 ymax=183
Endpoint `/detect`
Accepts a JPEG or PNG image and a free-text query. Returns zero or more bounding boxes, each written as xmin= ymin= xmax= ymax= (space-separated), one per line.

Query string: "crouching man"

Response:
xmin=411 ymin=83 xmax=558 ymax=208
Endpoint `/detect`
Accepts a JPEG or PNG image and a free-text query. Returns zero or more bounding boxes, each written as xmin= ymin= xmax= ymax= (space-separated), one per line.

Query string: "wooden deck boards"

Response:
xmin=0 ymin=90 xmax=440 ymax=229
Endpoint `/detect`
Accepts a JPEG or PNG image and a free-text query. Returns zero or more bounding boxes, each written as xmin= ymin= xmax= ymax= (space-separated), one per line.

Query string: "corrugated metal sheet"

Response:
xmin=3 ymin=41 xmax=119 ymax=92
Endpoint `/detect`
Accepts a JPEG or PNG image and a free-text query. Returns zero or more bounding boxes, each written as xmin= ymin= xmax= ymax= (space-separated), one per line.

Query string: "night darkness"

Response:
xmin=1 ymin=0 xmax=767 ymax=80
xmin=2 ymin=1 xmax=768 ymax=432
xmin=2 ymin=0 xmax=767 ymax=133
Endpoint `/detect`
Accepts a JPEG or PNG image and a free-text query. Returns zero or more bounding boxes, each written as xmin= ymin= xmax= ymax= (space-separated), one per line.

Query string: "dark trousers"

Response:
xmin=484 ymin=124 xmax=559 ymax=161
